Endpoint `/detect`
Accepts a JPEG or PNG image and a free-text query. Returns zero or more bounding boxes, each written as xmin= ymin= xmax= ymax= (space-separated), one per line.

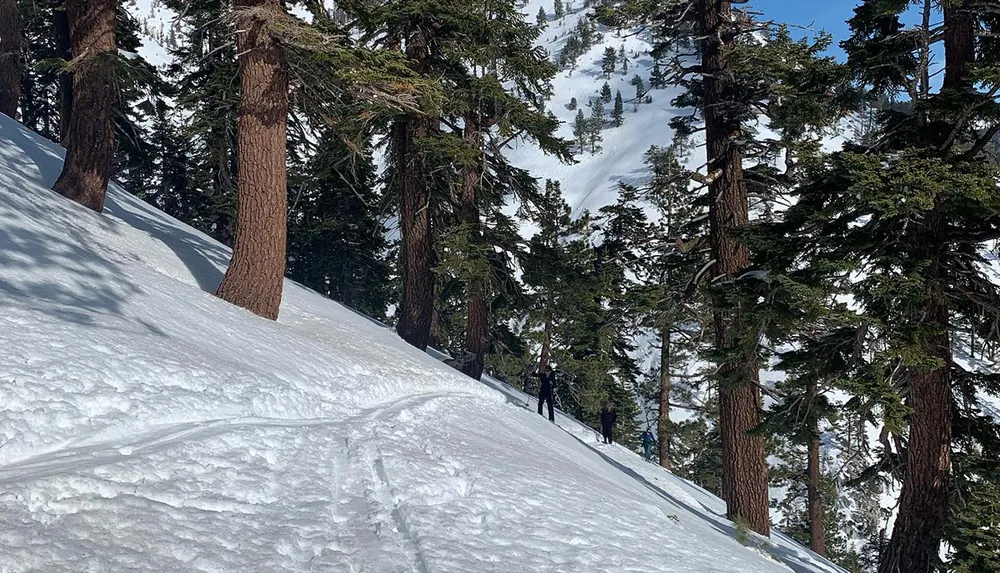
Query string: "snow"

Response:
xmin=0 ymin=113 xmax=849 ymax=571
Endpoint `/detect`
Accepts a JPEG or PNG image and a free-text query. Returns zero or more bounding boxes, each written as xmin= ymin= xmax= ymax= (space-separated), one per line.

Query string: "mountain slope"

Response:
xmin=0 ymin=115 xmax=848 ymax=571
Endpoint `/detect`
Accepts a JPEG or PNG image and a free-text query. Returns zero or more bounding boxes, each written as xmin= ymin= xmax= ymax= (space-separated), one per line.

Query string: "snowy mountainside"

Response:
xmin=509 ymin=0 xmax=686 ymax=214
xmin=0 ymin=115 xmax=847 ymax=571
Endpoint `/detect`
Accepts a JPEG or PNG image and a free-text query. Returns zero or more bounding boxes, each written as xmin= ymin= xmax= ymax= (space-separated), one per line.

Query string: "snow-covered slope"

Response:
xmin=507 ymin=0 xmax=685 ymax=214
xmin=0 ymin=115 xmax=847 ymax=571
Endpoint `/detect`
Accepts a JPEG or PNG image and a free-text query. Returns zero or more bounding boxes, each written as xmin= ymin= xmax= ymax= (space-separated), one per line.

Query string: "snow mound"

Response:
xmin=0 ymin=114 xmax=841 ymax=571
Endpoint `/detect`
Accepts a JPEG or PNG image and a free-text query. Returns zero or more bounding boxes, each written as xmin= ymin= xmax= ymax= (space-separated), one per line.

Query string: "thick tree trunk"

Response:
xmin=701 ymin=0 xmax=770 ymax=537
xmin=215 ymin=0 xmax=288 ymax=320
xmin=658 ymin=323 xmax=671 ymax=470
xmin=881 ymin=5 xmax=967 ymax=570
xmin=0 ymin=0 xmax=22 ymax=118
xmin=460 ymin=119 xmax=487 ymax=380
xmin=54 ymin=2 xmax=72 ymax=144
xmin=879 ymin=241 xmax=951 ymax=573
xmin=51 ymin=0 xmax=116 ymax=212
xmin=394 ymin=31 xmax=434 ymax=351
xmin=806 ymin=388 xmax=825 ymax=556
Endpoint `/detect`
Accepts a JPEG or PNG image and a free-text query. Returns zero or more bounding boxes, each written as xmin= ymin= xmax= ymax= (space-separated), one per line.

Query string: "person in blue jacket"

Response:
xmin=532 ymin=365 xmax=555 ymax=422
xmin=641 ymin=429 xmax=655 ymax=461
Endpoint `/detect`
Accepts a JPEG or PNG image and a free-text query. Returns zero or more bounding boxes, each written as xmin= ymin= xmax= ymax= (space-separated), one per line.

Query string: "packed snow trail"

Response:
xmin=0 ymin=113 xmax=844 ymax=571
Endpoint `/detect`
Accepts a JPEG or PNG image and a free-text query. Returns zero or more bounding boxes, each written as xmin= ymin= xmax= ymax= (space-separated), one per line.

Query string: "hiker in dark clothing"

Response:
xmin=600 ymin=401 xmax=616 ymax=444
xmin=641 ymin=429 xmax=655 ymax=461
xmin=533 ymin=365 xmax=555 ymax=422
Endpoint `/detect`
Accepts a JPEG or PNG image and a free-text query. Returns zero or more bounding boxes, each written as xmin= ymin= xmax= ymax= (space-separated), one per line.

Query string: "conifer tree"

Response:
xmin=568 ymin=96 xmax=577 ymax=110
xmin=630 ymin=73 xmax=643 ymax=110
xmin=554 ymin=0 xmax=564 ymax=19
xmin=612 ymin=90 xmax=624 ymax=127
xmin=618 ymin=44 xmax=627 ymax=74
xmin=51 ymin=0 xmax=117 ymax=212
xmin=0 ymin=0 xmax=21 ymax=117
xmin=536 ymin=6 xmax=547 ymax=29
xmin=600 ymin=80 xmax=612 ymax=103
xmin=573 ymin=108 xmax=587 ymax=151
xmin=601 ymin=46 xmax=616 ymax=79
xmin=588 ymin=97 xmax=603 ymax=153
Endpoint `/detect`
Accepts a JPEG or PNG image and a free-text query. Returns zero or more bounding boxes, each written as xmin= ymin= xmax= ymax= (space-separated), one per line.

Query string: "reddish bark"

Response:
xmin=51 ymin=0 xmax=116 ymax=212
xmin=701 ymin=0 xmax=770 ymax=537
xmin=215 ymin=0 xmax=289 ymax=320
xmin=658 ymin=324 xmax=672 ymax=470
xmin=460 ymin=119 xmax=487 ymax=380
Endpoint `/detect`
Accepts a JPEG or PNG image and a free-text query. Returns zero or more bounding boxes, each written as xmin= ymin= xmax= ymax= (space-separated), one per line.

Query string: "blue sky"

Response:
xmin=750 ymin=0 xmax=858 ymax=56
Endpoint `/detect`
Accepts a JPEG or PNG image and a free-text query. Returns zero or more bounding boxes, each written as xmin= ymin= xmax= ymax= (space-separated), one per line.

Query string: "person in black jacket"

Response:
xmin=600 ymin=401 xmax=616 ymax=444
xmin=532 ymin=365 xmax=555 ymax=422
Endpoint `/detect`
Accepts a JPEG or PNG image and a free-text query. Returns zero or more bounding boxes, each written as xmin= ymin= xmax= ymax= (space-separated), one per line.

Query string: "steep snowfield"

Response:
xmin=0 ymin=115 xmax=847 ymax=571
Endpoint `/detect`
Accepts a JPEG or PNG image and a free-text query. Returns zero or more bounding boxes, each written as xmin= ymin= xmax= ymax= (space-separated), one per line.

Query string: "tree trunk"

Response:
xmin=51 ymin=0 xmax=116 ymax=212
xmin=54 ymin=1 xmax=72 ymax=144
xmin=879 ymin=236 xmax=951 ymax=573
xmin=215 ymin=0 xmax=288 ymax=320
xmin=880 ymin=5 xmax=967 ymax=569
xmin=394 ymin=31 xmax=434 ymax=351
xmin=658 ymin=323 xmax=671 ymax=470
xmin=0 ymin=0 xmax=22 ymax=118
xmin=460 ymin=118 xmax=487 ymax=380
xmin=700 ymin=0 xmax=770 ymax=537
xmin=807 ymin=381 xmax=826 ymax=556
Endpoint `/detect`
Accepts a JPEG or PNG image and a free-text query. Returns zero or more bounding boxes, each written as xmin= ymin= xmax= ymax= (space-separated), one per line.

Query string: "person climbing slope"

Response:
xmin=532 ymin=364 xmax=556 ymax=422
xmin=600 ymin=401 xmax=616 ymax=444
xmin=640 ymin=429 xmax=655 ymax=461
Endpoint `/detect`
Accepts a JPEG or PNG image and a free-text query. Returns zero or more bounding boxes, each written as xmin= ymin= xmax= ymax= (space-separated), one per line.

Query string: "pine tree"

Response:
xmin=600 ymin=80 xmax=612 ymax=103
xmin=554 ymin=0 xmax=564 ymax=19
xmin=0 ymin=0 xmax=21 ymax=117
xmin=601 ymin=46 xmax=616 ymax=79
xmin=215 ymin=0 xmax=289 ymax=320
xmin=612 ymin=90 xmax=624 ymax=126
xmin=568 ymin=96 xmax=577 ymax=110
xmin=51 ymin=0 xmax=117 ymax=212
xmin=630 ymin=73 xmax=644 ymax=111
xmin=589 ymin=97 xmax=604 ymax=153
xmin=536 ymin=6 xmax=547 ymax=29
xmin=618 ymin=44 xmax=627 ymax=74
xmin=650 ymin=59 xmax=664 ymax=89
xmin=573 ymin=108 xmax=587 ymax=151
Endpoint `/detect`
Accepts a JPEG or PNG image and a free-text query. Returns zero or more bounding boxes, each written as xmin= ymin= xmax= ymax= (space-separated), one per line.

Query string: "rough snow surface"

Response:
xmin=0 ymin=115 xmax=844 ymax=570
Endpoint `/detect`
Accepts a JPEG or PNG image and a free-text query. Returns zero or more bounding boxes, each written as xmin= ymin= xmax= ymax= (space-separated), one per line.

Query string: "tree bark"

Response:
xmin=215 ymin=0 xmax=288 ymax=320
xmin=54 ymin=1 xmax=72 ymax=144
xmin=0 ymin=0 xmax=22 ymax=118
xmin=807 ymin=381 xmax=825 ymax=556
xmin=700 ymin=0 xmax=770 ymax=537
xmin=460 ymin=118 xmax=487 ymax=380
xmin=394 ymin=30 xmax=434 ymax=351
xmin=879 ymin=220 xmax=952 ymax=573
xmin=880 ymin=4 xmax=967 ymax=569
xmin=658 ymin=323 xmax=672 ymax=470
xmin=51 ymin=0 xmax=116 ymax=212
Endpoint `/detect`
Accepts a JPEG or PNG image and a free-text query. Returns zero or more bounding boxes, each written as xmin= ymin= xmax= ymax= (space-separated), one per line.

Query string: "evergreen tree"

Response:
xmin=536 ymin=6 xmax=547 ymax=29
xmin=601 ymin=46 xmax=616 ymax=79
xmin=51 ymin=0 xmax=117 ymax=212
xmin=568 ymin=96 xmax=577 ymax=110
xmin=0 ymin=0 xmax=21 ymax=117
xmin=629 ymin=73 xmax=644 ymax=110
xmin=618 ymin=44 xmax=627 ymax=74
xmin=600 ymin=80 xmax=612 ymax=103
xmin=612 ymin=90 xmax=624 ymax=126
xmin=588 ymin=97 xmax=604 ymax=153
xmin=554 ymin=0 xmax=564 ymax=19
xmin=573 ymin=108 xmax=587 ymax=151
xmin=650 ymin=59 xmax=664 ymax=89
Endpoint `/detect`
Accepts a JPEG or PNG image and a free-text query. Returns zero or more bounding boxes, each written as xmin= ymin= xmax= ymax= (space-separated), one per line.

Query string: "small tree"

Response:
xmin=600 ymin=81 xmax=612 ymax=103
xmin=568 ymin=96 xmax=578 ymax=110
xmin=650 ymin=60 xmax=664 ymax=88
xmin=630 ymin=74 xmax=645 ymax=110
xmin=601 ymin=46 xmax=616 ymax=79
xmin=588 ymin=98 xmax=604 ymax=153
xmin=536 ymin=6 xmax=547 ymax=29
xmin=554 ymin=0 xmax=564 ymax=19
xmin=612 ymin=90 xmax=624 ymax=126
xmin=618 ymin=44 xmax=628 ymax=74
xmin=572 ymin=108 xmax=587 ymax=151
